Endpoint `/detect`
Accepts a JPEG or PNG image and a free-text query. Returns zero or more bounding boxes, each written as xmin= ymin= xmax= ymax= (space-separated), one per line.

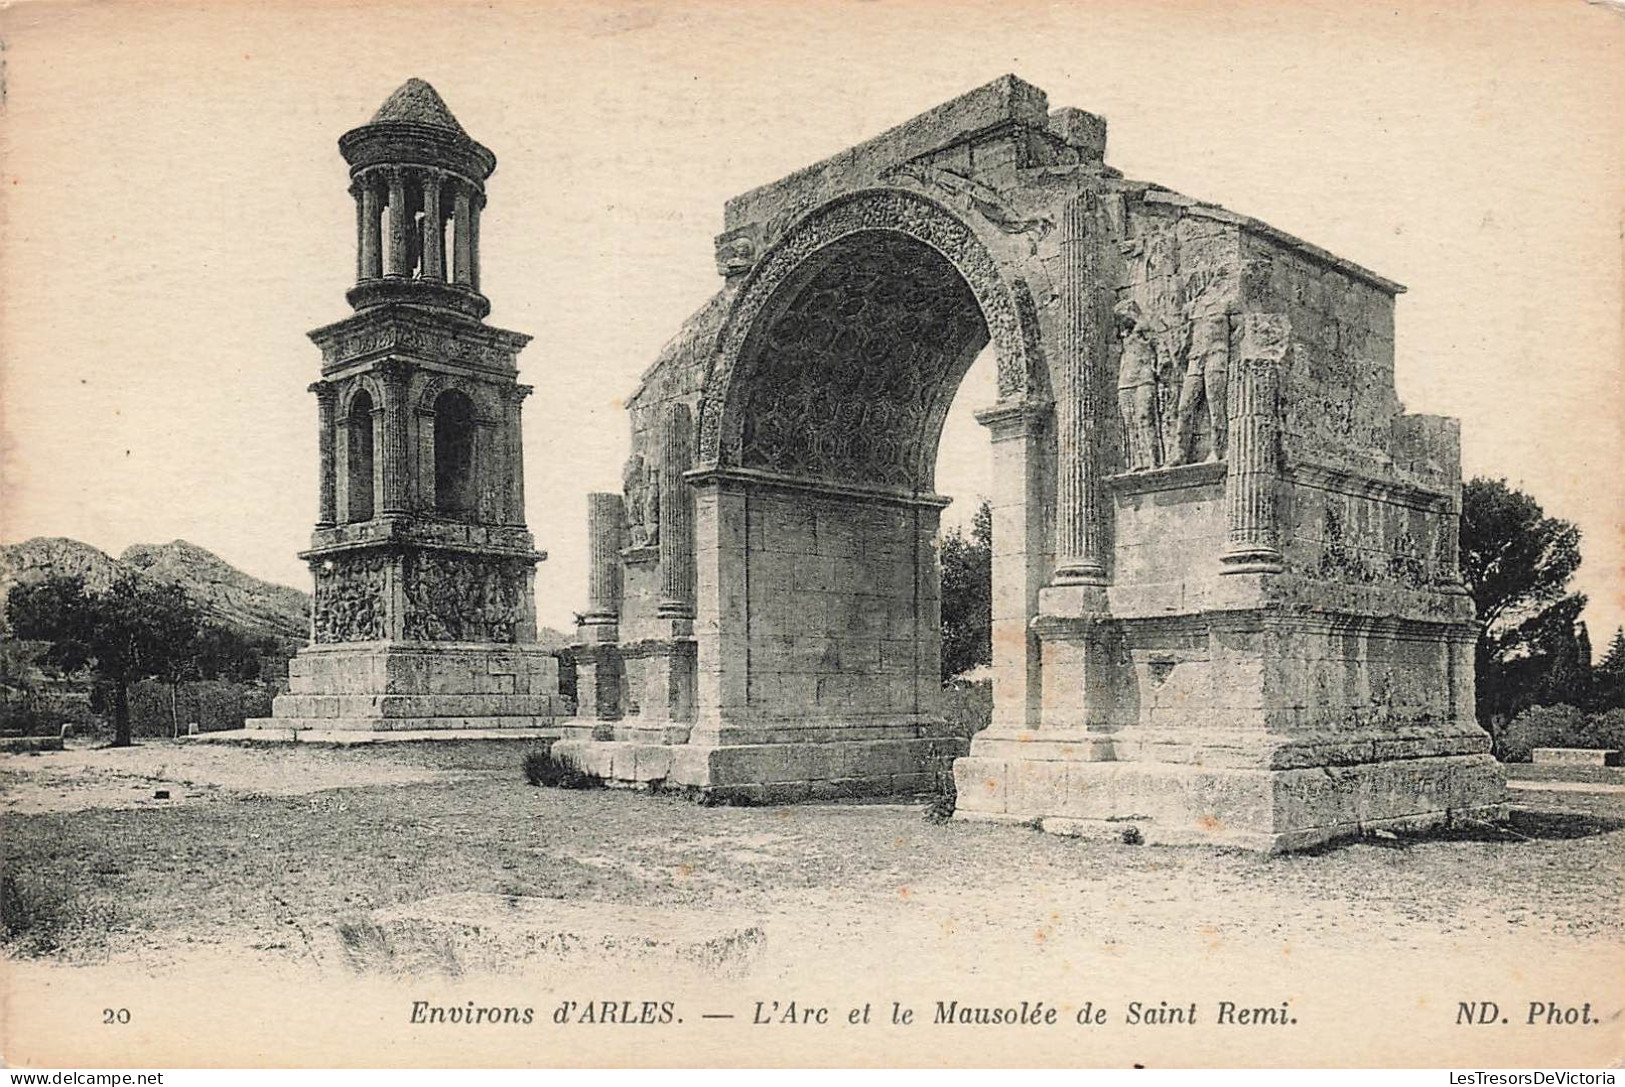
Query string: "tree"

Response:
xmin=1601 ymin=628 xmax=1625 ymax=673
xmin=941 ymin=499 xmax=992 ymax=681
xmin=1591 ymin=626 xmax=1625 ymax=712
xmin=5 ymin=573 xmax=206 ymax=747
xmin=1459 ymin=478 xmax=1588 ymax=730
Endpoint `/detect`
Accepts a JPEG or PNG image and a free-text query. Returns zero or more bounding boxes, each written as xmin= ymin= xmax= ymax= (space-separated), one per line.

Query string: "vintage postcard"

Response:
xmin=1 ymin=0 xmax=1621 ymax=1070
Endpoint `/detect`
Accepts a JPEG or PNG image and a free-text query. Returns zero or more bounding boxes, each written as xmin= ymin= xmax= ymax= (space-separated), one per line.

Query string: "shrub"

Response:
xmin=1499 ymin=704 xmax=1625 ymax=762
xmin=521 ymin=744 xmax=603 ymax=790
xmin=924 ymin=768 xmax=957 ymax=824
xmin=941 ymin=679 xmax=993 ymax=740
xmin=0 ymin=694 xmax=100 ymax=738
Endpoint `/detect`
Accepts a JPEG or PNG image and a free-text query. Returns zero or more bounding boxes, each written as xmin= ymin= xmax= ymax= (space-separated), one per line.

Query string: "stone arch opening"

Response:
xmin=689 ymin=196 xmax=1045 ymax=759
xmin=433 ymin=388 xmax=477 ymax=519
xmin=726 ymin=230 xmax=990 ymax=493
xmin=345 ymin=388 xmax=376 ymax=523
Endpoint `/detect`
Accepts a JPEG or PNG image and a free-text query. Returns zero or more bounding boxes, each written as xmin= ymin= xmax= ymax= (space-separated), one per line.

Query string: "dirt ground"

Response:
xmin=2 ymin=738 xmax=1622 ymax=1067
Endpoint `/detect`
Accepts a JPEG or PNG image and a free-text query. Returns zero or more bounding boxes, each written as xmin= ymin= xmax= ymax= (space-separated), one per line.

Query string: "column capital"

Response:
xmin=374 ymin=358 xmax=412 ymax=389
xmin=1237 ymin=312 xmax=1291 ymax=368
xmin=500 ymin=382 xmax=534 ymax=404
xmin=974 ymin=398 xmax=1051 ymax=441
xmin=308 ymin=380 xmax=338 ymax=403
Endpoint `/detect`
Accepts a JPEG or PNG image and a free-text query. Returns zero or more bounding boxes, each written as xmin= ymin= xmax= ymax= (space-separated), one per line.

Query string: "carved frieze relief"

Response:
xmin=312 ymin=553 xmax=389 ymax=644
xmin=402 ymin=551 xmax=525 ymax=643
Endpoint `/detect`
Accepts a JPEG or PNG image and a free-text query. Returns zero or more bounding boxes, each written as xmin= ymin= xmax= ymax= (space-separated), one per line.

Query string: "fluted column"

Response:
xmin=1220 ymin=314 xmax=1289 ymax=573
xmin=452 ymin=184 xmax=474 ymax=286
xmin=376 ymin=361 xmax=411 ymax=514
xmin=421 ymin=172 xmax=445 ymax=281
xmin=584 ymin=493 xmax=625 ymax=622
xmin=657 ymin=401 xmax=695 ymax=619
xmin=1051 ymin=192 xmax=1108 ymax=586
xmin=469 ymin=193 xmax=483 ymax=292
xmin=385 ymin=168 xmax=409 ymax=278
xmin=358 ymin=173 xmax=383 ymax=281
xmin=311 ymin=382 xmax=338 ymax=528
xmin=503 ymin=384 xmax=531 ymax=525
xmin=350 ymin=185 xmax=365 ymax=283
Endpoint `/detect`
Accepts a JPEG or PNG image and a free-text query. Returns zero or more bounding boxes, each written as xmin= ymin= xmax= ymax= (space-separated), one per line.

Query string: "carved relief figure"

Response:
xmin=622 ymin=453 xmax=660 ymax=548
xmin=1114 ymin=299 xmax=1166 ymax=472
xmin=1170 ymin=268 xmax=1233 ymax=465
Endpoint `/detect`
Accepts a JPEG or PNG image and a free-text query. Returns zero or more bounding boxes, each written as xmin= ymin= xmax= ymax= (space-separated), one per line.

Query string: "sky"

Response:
xmin=1 ymin=0 xmax=1621 ymax=641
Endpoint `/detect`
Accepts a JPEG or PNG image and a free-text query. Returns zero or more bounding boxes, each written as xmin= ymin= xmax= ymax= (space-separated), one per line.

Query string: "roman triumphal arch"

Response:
xmin=554 ymin=75 xmax=1505 ymax=850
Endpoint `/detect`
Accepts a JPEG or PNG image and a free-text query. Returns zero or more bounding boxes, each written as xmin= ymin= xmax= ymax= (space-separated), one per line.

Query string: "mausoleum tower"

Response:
xmin=248 ymin=79 xmax=569 ymax=736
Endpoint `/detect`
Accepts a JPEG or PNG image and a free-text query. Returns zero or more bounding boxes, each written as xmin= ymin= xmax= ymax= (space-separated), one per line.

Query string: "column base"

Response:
xmin=1219 ymin=544 xmax=1284 ymax=574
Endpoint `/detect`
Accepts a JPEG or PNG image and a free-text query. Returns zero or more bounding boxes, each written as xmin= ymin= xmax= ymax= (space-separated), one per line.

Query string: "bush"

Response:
xmin=128 ymin=679 xmax=275 ymax=736
xmin=1499 ymin=704 xmax=1625 ymax=762
xmin=521 ymin=744 xmax=603 ymax=790
xmin=0 ymin=694 xmax=100 ymax=738
xmin=924 ymin=764 xmax=957 ymax=824
xmin=941 ymin=679 xmax=993 ymax=740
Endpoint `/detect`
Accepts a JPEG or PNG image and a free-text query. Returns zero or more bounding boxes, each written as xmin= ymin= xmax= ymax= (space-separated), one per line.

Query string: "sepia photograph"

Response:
xmin=0 ymin=0 xmax=1621 ymax=1071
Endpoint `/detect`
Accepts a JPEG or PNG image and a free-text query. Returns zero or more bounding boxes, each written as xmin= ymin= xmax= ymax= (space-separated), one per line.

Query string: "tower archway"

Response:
xmin=432 ymin=388 xmax=477 ymax=518
xmin=344 ymin=388 xmax=376 ymax=523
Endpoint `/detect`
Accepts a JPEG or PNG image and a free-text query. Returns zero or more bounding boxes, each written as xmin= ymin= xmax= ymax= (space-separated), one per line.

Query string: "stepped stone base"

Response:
xmin=193 ymin=727 xmax=561 ymax=745
xmin=551 ymin=717 xmax=964 ymax=802
xmin=247 ymin=642 xmax=572 ymax=735
xmin=954 ymin=739 xmax=1506 ymax=852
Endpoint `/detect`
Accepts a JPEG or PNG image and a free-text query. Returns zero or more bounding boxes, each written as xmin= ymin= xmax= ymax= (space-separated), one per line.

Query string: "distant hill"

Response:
xmin=0 ymin=537 xmax=309 ymax=644
xmin=120 ymin=540 xmax=309 ymax=643
xmin=0 ymin=537 xmax=574 ymax=650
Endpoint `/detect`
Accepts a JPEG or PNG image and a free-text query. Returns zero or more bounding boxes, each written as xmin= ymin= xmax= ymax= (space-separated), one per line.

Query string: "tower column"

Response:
xmin=503 ymin=383 xmax=531 ymax=525
xmin=311 ymin=381 xmax=338 ymax=528
xmin=469 ymin=192 xmax=483 ymax=292
xmin=1051 ymin=192 xmax=1108 ymax=588
xmin=358 ymin=173 xmax=383 ymax=281
xmin=657 ymin=401 xmax=695 ymax=619
xmin=1220 ymin=314 xmax=1289 ymax=573
xmin=452 ymin=183 xmax=474 ymax=286
xmin=377 ymin=360 xmax=412 ymax=515
xmin=386 ymin=168 xmax=409 ymax=277
xmin=421 ymin=171 xmax=445 ymax=281
xmin=350 ymin=184 xmax=365 ymax=283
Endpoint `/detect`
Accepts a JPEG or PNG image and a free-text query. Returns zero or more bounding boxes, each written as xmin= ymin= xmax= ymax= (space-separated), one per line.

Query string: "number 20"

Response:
xmin=103 ymin=1008 xmax=130 ymax=1024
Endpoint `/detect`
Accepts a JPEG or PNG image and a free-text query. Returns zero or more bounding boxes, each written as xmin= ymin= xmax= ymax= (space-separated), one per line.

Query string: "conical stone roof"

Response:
xmin=368 ymin=78 xmax=469 ymax=137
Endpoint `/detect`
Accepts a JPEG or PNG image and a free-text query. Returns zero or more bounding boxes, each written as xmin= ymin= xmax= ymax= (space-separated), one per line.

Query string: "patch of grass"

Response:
xmin=336 ymin=916 xmax=464 ymax=977
xmin=0 ymin=870 xmax=110 ymax=957
xmin=1121 ymin=826 xmax=1144 ymax=846
xmin=521 ymin=745 xmax=604 ymax=790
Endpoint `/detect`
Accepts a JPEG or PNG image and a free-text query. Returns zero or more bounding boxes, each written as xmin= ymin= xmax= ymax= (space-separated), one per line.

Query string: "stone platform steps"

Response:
xmin=187 ymin=727 xmax=564 ymax=745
